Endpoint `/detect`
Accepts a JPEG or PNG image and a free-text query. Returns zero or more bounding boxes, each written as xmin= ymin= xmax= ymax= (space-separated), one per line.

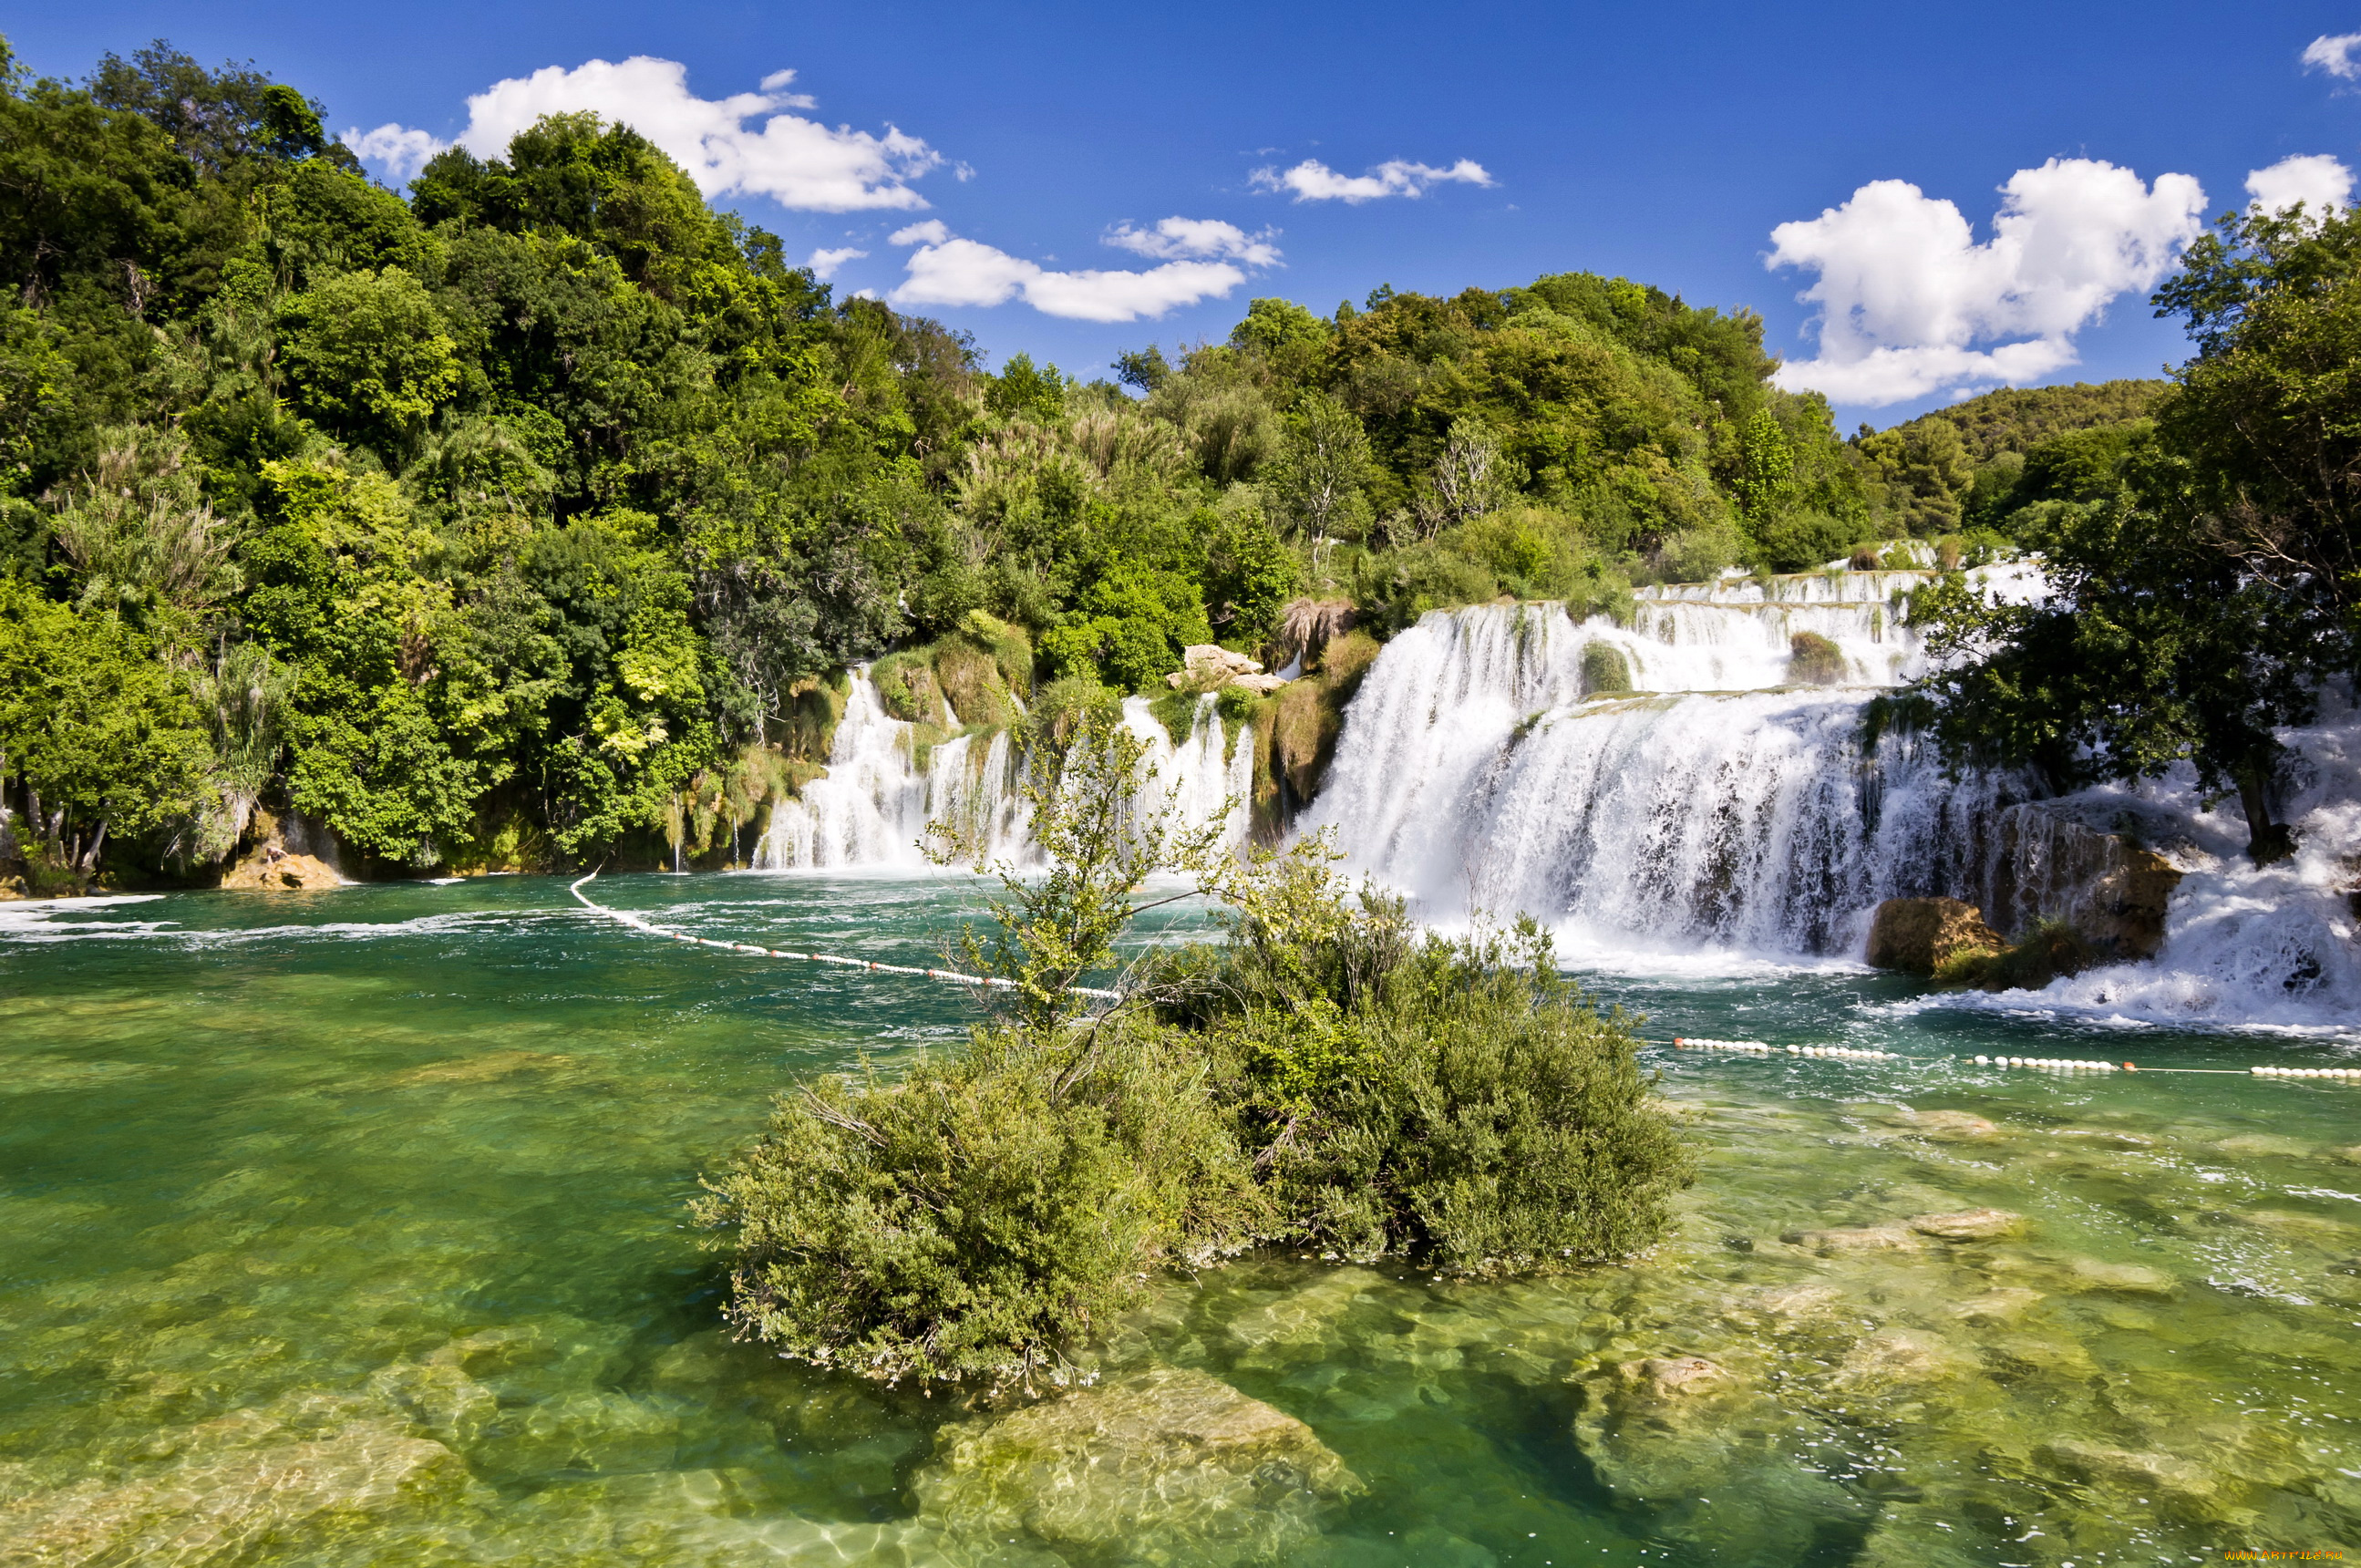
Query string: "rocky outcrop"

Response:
xmin=221 ymin=843 xmax=343 ymax=891
xmin=1992 ymin=803 xmax=2183 ymax=959
xmin=1167 ymin=644 xmax=1279 ymax=694
xmin=912 ymin=1366 xmax=1361 ymax=1564
xmin=1865 ymin=897 xmax=2001 ymax=974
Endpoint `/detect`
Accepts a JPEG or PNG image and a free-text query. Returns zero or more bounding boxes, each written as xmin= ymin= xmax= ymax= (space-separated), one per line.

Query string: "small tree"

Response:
xmin=926 ymin=713 xmax=1225 ymax=1042
xmin=1268 ymin=392 xmax=1373 ymax=548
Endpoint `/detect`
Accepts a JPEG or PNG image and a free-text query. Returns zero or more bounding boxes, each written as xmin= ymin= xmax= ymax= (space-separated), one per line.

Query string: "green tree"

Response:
xmin=276 ymin=268 xmax=460 ymax=454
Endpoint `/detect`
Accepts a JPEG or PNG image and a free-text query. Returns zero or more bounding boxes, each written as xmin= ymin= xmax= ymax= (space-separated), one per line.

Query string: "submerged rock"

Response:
xmin=1889 ymin=1107 xmax=2004 ymax=1142
xmin=1865 ymin=898 xmax=2001 ymax=974
xmin=1908 ymin=1208 xmax=2025 ymax=1242
xmin=912 ymin=1366 xmax=1362 ymax=1565
xmin=1780 ymin=1223 xmax=1922 ymax=1255
xmin=0 ymin=1412 xmax=460 ymax=1565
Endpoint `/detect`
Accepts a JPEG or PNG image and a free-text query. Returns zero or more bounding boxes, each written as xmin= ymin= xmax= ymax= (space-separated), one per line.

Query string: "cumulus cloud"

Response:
xmin=806 ymin=246 xmax=868 ymax=281
xmin=2302 ymin=32 xmax=2361 ymax=80
xmin=1249 ymin=158 xmax=1494 ymax=203
xmin=342 ymin=57 xmax=940 ymax=211
xmin=2246 ymin=153 xmax=2355 ymax=218
xmin=886 ymin=222 xmax=1272 ymax=323
xmin=1766 ymin=158 xmax=2206 ymax=406
xmin=343 ymin=123 xmax=446 ymax=181
xmin=1104 ymin=217 xmax=1280 ymax=265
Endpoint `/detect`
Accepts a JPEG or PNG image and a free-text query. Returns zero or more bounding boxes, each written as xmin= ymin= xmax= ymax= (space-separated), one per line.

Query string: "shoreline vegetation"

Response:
xmin=694 ymin=717 xmax=1692 ymax=1389
xmin=5 ymin=34 xmax=2302 ymax=908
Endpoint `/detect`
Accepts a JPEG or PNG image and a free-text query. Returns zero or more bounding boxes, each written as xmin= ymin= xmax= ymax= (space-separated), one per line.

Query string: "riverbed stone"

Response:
xmin=1781 ymin=1222 xmax=1922 ymax=1254
xmin=0 ymin=1413 xmax=461 ymax=1566
xmin=1948 ymin=1287 xmax=2045 ymax=1324
xmin=1890 ymin=1107 xmax=2004 ymax=1141
xmin=1909 ymin=1208 xmax=2025 ymax=1242
xmin=1865 ymin=898 xmax=2002 ymax=974
xmin=912 ymin=1366 xmax=1362 ymax=1565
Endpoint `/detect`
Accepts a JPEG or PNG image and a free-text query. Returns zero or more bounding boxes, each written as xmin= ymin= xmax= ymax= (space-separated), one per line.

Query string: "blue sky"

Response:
xmin=15 ymin=2 xmax=2360 ymax=427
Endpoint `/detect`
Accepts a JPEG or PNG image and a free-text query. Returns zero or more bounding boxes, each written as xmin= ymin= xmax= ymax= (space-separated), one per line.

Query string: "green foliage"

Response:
xmin=1913 ymin=208 xmax=2361 ymax=864
xmin=1788 ymin=631 xmax=1844 ymax=686
xmin=702 ymin=747 xmax=1691 ymax=1388
xmin=1580 ymin=641 xmax=1632 ymax=696
xmin=693 ymin=1021 xmax=1266 ymax=1387
xmin=0 ymin=576 xmax=211 ymax=876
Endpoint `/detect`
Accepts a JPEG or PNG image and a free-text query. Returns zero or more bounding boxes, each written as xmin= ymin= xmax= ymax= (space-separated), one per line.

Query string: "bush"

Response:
xmin=695 ymin=1025 xmax=1266 ymax=1387
xmin=1935 ymin=917 xmax=2094 ymax=992
xmin=1580 ymin=641 xmax=1633 ymax=696
xmin=698 ymin=734 xmax=1694 ymax=1387
xmin=1788 ymin=631 xmax=1844 ymax=686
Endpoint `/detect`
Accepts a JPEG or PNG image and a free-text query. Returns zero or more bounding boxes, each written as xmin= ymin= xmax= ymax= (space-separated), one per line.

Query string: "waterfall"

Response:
xmin=1302 ymin=570 xmax=2032 ymax=954
xmin=1300 ymin=590 xmax=2012 ymax=954
xmin=752 ymin=673 xmax=1254 ymax=872
xmin=1304 ymin=569 xmax=2361 ymax=1032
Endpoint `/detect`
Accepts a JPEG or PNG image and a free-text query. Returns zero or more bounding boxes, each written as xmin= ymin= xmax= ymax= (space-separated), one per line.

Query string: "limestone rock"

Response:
xmin=1780 ymin=1223 xmax=1923 ymax=1255
xmin=1949 ymin=1287 xmax=2045 ymax=1324
xmin=1165 ymin=645 xmax=1263 ymax=691
xmin=1832 ymin=1329 xmax=1966 ymax=1389
xmin=1890 ymin=1108 xmax=2003 ymax=1141
xmin=1908 ymin=1208 xmax=2025 ymax=1242
xmin=1225 ymin=672 xmax=1289 ymax=695
xmin=1993 ymin=803 xmax=2184 ymax=960
xmin=0 ymin=1415 xmax=460 ymax=1566
xmin=221 ymin=843 xmax=343 ymax=891
xmin=1865 ymin=897 xmax=2001 ymax=974
xmin=2035 ymin=1439 xmax=2220 ymax=1507
xmin=912 ymin=1366 xmax=1361 ymax=1565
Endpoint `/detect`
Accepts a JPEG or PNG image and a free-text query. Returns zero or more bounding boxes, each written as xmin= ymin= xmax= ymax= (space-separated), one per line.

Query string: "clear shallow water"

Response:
xmin=3 ymin=875 xmax=2358 ymax=1566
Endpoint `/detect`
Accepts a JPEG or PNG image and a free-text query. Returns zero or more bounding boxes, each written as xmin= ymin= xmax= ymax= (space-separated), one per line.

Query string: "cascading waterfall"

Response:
xmin=752 ymin=672 xmax=1253 ymax=871
xmin=1305 ymin=565 xmax=2361 ymax=1033
xmin=1302 ymin=576 xmax=2015 ymax=955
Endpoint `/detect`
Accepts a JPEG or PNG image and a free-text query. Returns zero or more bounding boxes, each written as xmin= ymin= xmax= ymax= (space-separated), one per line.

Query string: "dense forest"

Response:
xmin=0 ymin=37 xmax=2345 ymax=888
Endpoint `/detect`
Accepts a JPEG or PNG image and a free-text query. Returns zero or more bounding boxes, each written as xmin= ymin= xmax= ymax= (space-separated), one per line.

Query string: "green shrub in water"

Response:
xmin=1580 ymin=641 xmax=1633 ymax=696
xmin=1788 ymin=630 xmax=1845 ymax=686
xmin=700 ymin=720 xmax=1692 ymax=1386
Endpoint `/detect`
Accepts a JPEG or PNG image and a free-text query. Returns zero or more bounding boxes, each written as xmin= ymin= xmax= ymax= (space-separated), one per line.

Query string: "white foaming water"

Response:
xmin=1910 ymin=698 xmax=2361 ymax=1038
xmin=1307 ymin=576 xmax=2361 ymax=1036
xmin=752 ymin=673 xmax=1253 ymax=871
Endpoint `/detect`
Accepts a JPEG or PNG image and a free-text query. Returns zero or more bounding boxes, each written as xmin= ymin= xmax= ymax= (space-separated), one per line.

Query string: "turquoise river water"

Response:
xmin=3 ymin=874 xmax=2357 ymax=1566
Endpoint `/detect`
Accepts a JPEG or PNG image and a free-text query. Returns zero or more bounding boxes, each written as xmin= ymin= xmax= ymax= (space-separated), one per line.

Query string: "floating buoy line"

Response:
xmin=567 ymin=872 xmax=1123 ymax=1000
xmin=1664 ymin=1037 xmax=2360 ymax=1081
xmin=566 ymin=880 xmax=2353 ymax=1078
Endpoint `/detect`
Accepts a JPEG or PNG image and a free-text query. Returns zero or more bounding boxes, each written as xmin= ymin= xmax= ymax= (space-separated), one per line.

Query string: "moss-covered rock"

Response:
xmin=1865 ymin=896 xmax=2002 ymax=974
xmin=1787 ymin=629 xmax=1845 ymax=685
xmin=912 ymin=1366 xmax=1362 ymax=1564
xmin=1579 ymin=640 xmax=1632 ymax=696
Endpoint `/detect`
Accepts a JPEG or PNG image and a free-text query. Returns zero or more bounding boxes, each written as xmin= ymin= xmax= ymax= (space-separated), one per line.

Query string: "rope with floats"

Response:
xmin=565 ymin=883 xmax=2352 ymax=1077
xmin=1659 ymin=1037 xmax=2361 ymax=1080
xmin=567 ymin=872 xmax=1125 ymax=1001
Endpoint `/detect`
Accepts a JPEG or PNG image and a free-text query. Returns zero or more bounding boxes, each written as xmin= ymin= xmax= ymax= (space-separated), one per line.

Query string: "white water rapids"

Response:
xmin=738 ymin=563 xmax=2359 ymax=1037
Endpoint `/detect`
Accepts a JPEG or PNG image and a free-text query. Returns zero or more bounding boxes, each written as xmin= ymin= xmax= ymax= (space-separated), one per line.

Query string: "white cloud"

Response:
xmin=886 ymin=224 xmax=1266 ymax=323
xmin=1766 ymin=159 xmax=2206 ymax=406
xmin=2302 ymin=32 xmax=2361 ymax=79
xmin=806 ymin=246 xmax=868 ymax=281
xmin=1104 ymin=217 xmax=1280 ymax=265
xmin=1249 ymin=158 xmax=1494 ymax=203
xmin=2246 ymin=153 xmax=2354 ymax=217
xmin=342 ymin=123 xmax=448 ymax=181
xmin=342 ymin=57 xmax=939 ymax=211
